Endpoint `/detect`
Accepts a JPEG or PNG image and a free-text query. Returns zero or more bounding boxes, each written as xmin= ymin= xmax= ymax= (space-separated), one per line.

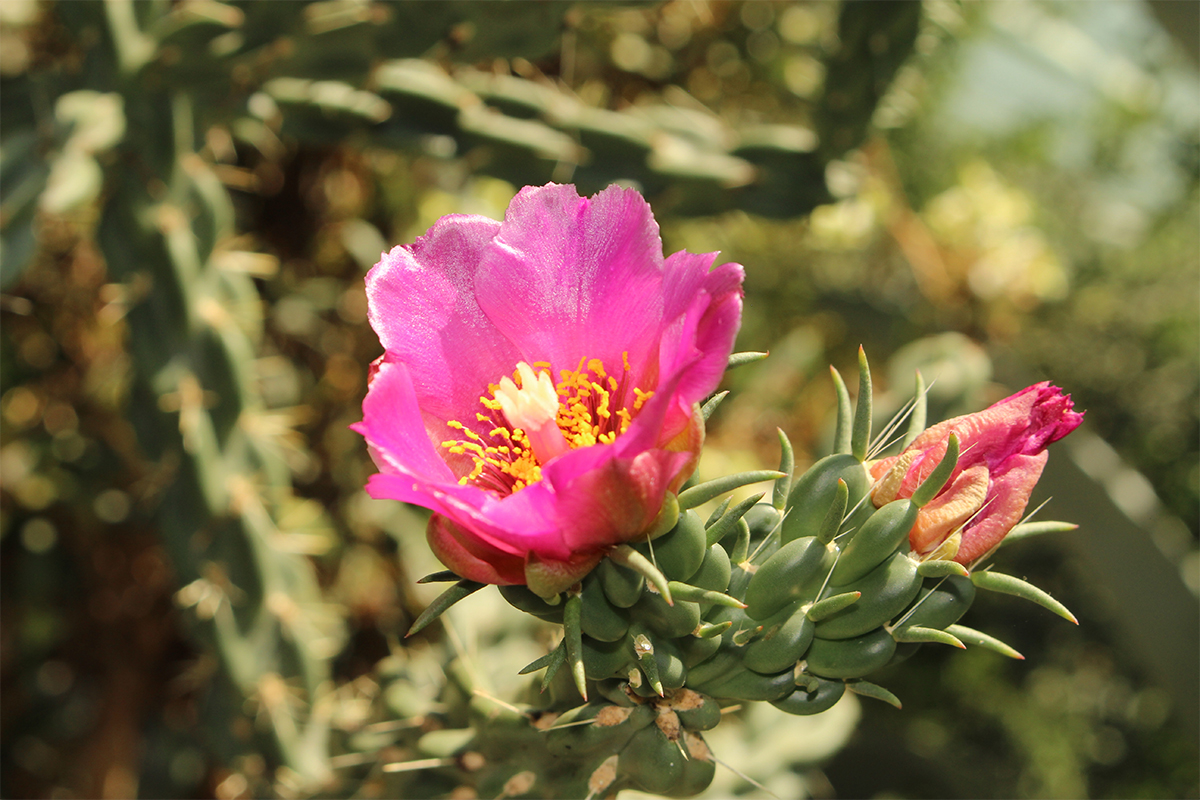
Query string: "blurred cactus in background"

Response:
xmin=1 ymin=1 xmax=1196 ymax=798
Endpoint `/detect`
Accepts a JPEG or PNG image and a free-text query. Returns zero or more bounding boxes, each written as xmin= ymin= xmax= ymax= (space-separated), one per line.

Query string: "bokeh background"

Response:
xmin=1 ymin=1 xmax=1197 ymax=798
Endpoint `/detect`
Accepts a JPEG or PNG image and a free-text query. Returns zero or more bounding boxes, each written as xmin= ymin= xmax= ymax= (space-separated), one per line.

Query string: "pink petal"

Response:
xmin=955 ymin=451 xmax=1048 ymax=564
xmin=365 ymin=214 xmax=521 ymax=432
xmin=474 ymin=184 xmax=667 ymax=381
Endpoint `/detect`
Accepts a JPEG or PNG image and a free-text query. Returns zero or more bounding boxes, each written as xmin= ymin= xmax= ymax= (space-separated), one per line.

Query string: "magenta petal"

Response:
xmin=956 ymin=451 xmax=1048 ymax=564
xmin=474 ymin=184 xmax=667 ymax=377
xmin=365 ymin=214 xmax=521 ymax=428
xmin=351 ymin=357 xmax=456 ymax=482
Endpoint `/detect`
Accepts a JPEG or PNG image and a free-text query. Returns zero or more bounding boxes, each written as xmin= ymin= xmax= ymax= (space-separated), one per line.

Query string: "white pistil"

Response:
xmin=494 ymin=362 xmax=570 ymax=464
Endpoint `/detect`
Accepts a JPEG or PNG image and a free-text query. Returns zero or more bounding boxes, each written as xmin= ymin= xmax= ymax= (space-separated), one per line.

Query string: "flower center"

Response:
xmin=440 ymin=354 xmax=654 ymax=494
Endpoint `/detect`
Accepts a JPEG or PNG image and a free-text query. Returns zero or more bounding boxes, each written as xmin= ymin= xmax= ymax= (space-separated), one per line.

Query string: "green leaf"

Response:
xmin=901 ymin=370 xmax=927 ymax=449
xmin=916 ymin=560 xmax=970 ymax=579
xmin=891 ymin=625 xmax=965 ymax=648
xmin=945 ymin=624 xmax=1025 ymax=660
xmin=772 ymin=428 xmax=795 ymax=511
xmin=806 ymin=591 xmax=861 ymax=622
xmin=406 ymin=579 xmax=485 ymax=637
xmin=851 ymin=347 xmax=872 ymax=462
xmin=970 ymin=570 xmax=1078 ymax=624
xmin=847 ymin=680 xmax=902 ymax=709
xmin=910 ymin=433 xmax=959 ymax=508
xmin=704 ymin=492 xmax=764 ymax=547
xmin=727 ymin=351 xmax=768 ymax=369
xmin=701 ymin=390 xmax=729 ymax=422
xmin=677 ymin=470 xmax=785 ymax=510
xmin=610 ymin=545 xmax=672 ymax=605
xmin=831 ymin=366 xmax=853 ymax=455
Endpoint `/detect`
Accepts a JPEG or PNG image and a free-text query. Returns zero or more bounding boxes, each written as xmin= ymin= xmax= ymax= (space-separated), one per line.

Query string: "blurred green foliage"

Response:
xmin=0 ymin=1 xmax=1196 ymax=798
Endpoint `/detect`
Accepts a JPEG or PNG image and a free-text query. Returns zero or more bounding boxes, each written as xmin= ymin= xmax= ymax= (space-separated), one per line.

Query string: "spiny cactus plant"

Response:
xmin=380 ymin=349 xmax=1082 ymax=799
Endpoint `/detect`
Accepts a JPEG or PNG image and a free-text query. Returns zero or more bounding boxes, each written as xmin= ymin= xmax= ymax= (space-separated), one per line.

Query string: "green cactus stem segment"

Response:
xmin=1000 ymin=520 xmax=1079 ymax=547
xmin=970 ymin=570 xmax=1078 ymax=623
xmin=817 ymin=479 xmax=849 ymax=545
xmin=727 ymin=351 xmax=769 ymax=369
xmin=700 ymin=391 xmax=729 ymax=422
xmin=805 ymin=591 xmax=862 ymax=622
xmin=666 ymin=581 xmax=745 ymax=608
xmin=704 ymin=493 xmax=763 ymax=547
xmin=891 ymin=625 xmax=966 ymax=649
xmin=822 ymin=367 xmax=850 ymax=458
xmin=676 ymin=470 xmax=786 ymax=511
xmin=945 ymin=624 xmax=1026 ymax=660
xmin=901 ymin=370 xmax=927 ymax=449
xmin=851 ymin=347 xmax=873 ymax=462
xmin=564 ymin=592 xmax=588 ymax=700
xmin=916 ymin=560 xmax=970 ymax=578
xmin=909 ymin=433 xmax=960 ymax=508
xmin=772 ymin=429 xmax=795 ymax=511
xmin=406 ymin=579 xmax=485 ymax=637
xmin=847 ymin=680 xmax=903 ymax=709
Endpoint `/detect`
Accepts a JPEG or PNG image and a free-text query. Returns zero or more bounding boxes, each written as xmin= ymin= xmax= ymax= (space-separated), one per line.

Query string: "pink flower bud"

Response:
xmin=353 ymin=184 xmax=743 ymax=588
xmin=869 ymin=383 xmax=1083 ymax=563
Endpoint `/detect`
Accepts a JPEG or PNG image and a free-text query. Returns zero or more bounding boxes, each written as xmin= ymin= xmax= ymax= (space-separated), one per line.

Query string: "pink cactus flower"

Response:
xmin=352 ymin=184 xmax=744 ymax=592
xmin=869 ymin=383 xmax=1083 ymax=564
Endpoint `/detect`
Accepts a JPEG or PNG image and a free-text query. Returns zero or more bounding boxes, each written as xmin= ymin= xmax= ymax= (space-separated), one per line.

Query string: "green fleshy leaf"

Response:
xmin=705 ymin=497 xmax=733 ymax=527
xmin=704 ymin=492 xmax=763 ymax=547
xmin=910 ymin=433 xmax=959 ymax=508
xmin=891 ymin=625 xmax=965 ymax=648
xmin=851 ymin=347 xmax=872 ymax=462
xmin=772 ymin=428 xmax=795 ymax=511
xmin=945 ymin=624 xmax=1025 ymax=660
xmin=416 ymin=570 xmax=460 ymax=584
xmin=1000 ymin=520 xmax=1079 ymax=547
xmin=677 ymin=470 xmax=785 ymax=511
xmin=541 ymin=642 xmax=567 ymax=691
xmin=564 ymin=592 xmax=587 ymax=700
xmin=970 ymin=570 xmax=1078 ymax=623
xmin=901 ymin=370 xmax=927 ymax=449
xmin=727 ymin=351 xmax=768 ymax=369
xmin=406 ymin=579 xmax=485 ymax=637
xmin=847 ymin=680 xmax=902 ymax=709
xmin=730 ymin=518 xmax=751 ymax=564
xmin=916 ymin=559 xmax=970 ymax=579
xmin=630 ymin=627 xmax=664 ymax=696
xmin=667 ymin=581 xmax=745 ymax=608
xmin=816 ymin=478 xmax=849 ymax=545
xmin=806 ymin=590 xmax=861 ymax=622
xmin=701 ymin=391 xmax=729 ymax=422
xmin=695 ymin=620 xmax=732 ymax=639
xmin=831 ymin=366 xmax=853 ymax=455
xmin=610 ymin=545 xmax=673 ymax=605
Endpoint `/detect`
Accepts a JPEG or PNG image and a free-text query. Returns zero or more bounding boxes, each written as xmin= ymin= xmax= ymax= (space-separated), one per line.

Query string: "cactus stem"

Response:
xmin=677 ymin=470 xmax=786 ymax=511
xmin=850 ymin=346 xmax=872 ymax=462
xmin=772 ymin=428 xmax=795 ymax=511
xmin=610 ymin=545 xmax=673 ymax=605
xmin=701 ymin=390 xmax=729 ymax=422
xmin=970 ymin=570 xmax=1078 ymax=624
